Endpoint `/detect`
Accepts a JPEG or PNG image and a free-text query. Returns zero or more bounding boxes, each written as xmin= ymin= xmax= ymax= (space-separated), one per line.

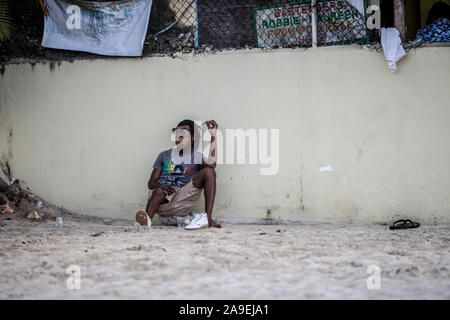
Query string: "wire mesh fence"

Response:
xmin=147 ymin=0 xmax=371 ymax=54
xmin=145 ymin=0 xmax=198 ymax=53
xmin=0 ymin=0 xmax=373 ymax=62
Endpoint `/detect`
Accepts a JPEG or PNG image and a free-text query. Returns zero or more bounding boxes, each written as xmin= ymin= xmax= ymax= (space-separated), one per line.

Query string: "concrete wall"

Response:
xmin=1 ymin=45 xmax=450 ymax=224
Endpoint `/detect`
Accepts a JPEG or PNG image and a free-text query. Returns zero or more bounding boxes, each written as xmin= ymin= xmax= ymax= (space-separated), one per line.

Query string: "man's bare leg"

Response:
xmin=145 ymin=187 xmax=167 ymax=219
xmin=193 ymin=167 xmax=221 ymax=228
xmin=137 ymin=188 xmax=168 ymax=227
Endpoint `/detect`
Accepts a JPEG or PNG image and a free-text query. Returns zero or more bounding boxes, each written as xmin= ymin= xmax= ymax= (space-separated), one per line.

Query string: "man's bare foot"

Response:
xmin=208 ymin=219 xmax=221 ymax=228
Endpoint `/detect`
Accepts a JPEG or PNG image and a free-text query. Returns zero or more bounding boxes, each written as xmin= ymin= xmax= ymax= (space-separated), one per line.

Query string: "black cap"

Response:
xmin=175 ymin=119 xmax=195 ymax=134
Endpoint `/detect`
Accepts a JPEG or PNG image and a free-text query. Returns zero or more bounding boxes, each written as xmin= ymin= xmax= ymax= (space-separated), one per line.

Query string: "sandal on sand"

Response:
xmin=389 ymin=219 xmax=420 ymax=230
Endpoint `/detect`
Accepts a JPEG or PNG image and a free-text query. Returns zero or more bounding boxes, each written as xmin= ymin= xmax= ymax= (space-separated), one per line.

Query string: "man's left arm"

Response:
xmin=202 ymin=120 xmax=218 ymax=169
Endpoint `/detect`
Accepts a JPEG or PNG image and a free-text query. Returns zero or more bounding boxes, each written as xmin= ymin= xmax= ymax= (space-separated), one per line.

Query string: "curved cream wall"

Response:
xmin=1 ymin=45 xmax=449 ymax=224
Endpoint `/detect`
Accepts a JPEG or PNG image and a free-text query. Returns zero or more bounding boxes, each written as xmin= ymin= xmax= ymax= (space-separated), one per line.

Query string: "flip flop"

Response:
xmin=389 ymin=219 xmax=420 ymax=230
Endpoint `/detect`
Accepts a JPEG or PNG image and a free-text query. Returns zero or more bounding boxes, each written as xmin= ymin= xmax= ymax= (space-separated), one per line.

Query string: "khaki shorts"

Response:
xmin=148 ymin=180 xmax=202 ymax=217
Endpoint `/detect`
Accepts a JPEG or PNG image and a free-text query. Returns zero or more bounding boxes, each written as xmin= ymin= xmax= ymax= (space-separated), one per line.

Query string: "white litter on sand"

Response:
xmin=0 ymin=216 xmax=449 ymax=299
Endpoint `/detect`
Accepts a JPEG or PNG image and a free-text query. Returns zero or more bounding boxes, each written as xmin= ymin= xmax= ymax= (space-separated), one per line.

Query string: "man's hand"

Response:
xmin=203 ymin=120 xmax=218 ymax=169
xmin=161 ymin=185 xmax=176 ymax=195
xmin=205 ymin=120 xmax=218 ymax=137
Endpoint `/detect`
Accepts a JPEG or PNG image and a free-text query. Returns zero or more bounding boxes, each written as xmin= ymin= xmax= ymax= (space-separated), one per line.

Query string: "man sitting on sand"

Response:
xmin=136 ymin=119 xmax=221 ymax=230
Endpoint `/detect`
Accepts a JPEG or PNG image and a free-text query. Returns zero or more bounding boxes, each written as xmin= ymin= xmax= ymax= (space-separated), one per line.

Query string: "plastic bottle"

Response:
xmin=56 ymin=217 xmax=63 ymax=227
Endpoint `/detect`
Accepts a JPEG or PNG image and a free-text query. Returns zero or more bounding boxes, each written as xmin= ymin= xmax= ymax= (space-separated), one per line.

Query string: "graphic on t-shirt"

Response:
xmin=154 ymin=149 xmax=203 ymax=188
xmin=162 ymin=158 xmax=194 ymax=176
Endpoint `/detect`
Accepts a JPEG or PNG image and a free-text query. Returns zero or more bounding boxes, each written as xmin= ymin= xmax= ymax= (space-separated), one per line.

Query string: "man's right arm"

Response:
xmin=148 ymin=168 xmax=162 ymax=190
xmin=147 ymin=168 xmax=176 ymax=194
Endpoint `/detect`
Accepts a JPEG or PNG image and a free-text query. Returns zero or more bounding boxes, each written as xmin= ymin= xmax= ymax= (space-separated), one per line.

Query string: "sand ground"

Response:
xmin=0 ymin=215 xmax=449 ymax=299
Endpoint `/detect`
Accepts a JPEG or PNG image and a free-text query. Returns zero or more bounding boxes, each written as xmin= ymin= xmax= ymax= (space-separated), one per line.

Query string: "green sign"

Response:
xmin=253 ymin=0 xmax=368 ymax=47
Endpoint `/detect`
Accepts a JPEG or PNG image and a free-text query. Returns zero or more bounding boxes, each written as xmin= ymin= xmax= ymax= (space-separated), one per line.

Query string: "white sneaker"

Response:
xmin=184 ymin=213 xmax=208 ymax=230
xmin=136 ymin=210 xmax=152 ymax=228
